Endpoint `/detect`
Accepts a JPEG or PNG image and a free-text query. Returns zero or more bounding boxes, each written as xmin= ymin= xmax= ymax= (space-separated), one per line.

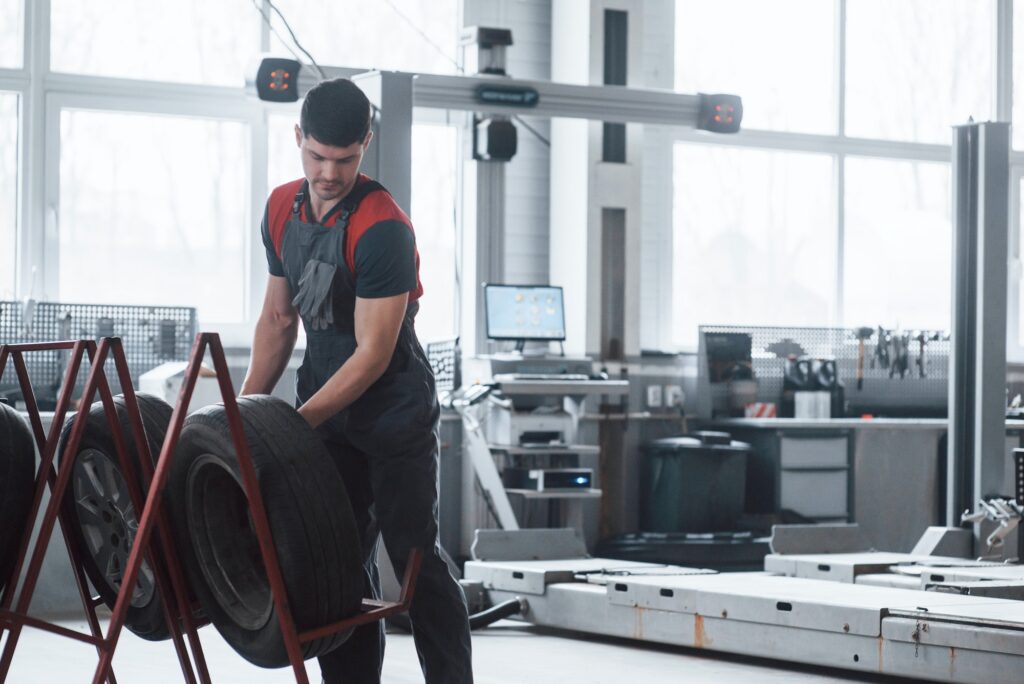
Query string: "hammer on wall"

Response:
xmin=855 ymin=326 xmax=873 ymax=391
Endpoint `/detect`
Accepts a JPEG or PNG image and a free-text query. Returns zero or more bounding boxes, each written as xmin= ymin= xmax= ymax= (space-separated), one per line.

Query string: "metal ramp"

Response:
xmin=465 ymin=530 xmax=1024 ymax=683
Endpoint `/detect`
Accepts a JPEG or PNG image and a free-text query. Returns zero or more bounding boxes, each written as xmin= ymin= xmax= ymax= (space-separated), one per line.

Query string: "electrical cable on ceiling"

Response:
xmin=381 ymin=0 xmax=550 ymax=148
xmin=264 ymin=0 xmax=329 ymax=81
xmin=250 ymin=0 xmax=318 ymax=76
xmin=251 ymin=1 xmax=381 ymax=123
xmin=513 ymin=116 xmax=550 ymax=147
xmin=383 ymin=0 xmax=462 ymax=73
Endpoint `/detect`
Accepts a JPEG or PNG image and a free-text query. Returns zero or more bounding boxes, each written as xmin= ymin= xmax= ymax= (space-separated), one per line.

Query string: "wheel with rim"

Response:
xmin=0 ymin=402 xmax=37 ymax=594
xmin=58 ymin=393 xmax=180 ymax=641
xmin=168 ymin=394 xmax=364 ymax=668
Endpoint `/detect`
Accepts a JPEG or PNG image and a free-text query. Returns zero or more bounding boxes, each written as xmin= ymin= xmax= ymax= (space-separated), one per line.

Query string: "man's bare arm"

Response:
xmin=240 ymin=275 xmax=300 ymax=396
xmin=297 ymin=292 xmax=408 ymax=428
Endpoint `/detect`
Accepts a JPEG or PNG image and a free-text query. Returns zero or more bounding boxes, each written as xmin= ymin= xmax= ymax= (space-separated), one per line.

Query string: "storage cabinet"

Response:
xmin=778 ymin=434 xmax=851 ymax=520
xmin=717 ymin=427 xmax=853 ymax=522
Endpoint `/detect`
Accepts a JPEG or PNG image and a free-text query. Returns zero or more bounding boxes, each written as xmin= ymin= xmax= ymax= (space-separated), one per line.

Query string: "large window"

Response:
xmin=0 ymin=0 xmax=463 ymax=346
xmin=410 ymin=124 xmax=458 ymax=343
xmin=1018 ymin=176 xmax=1024 ymax=344
xmin=668 ymin=1 xmax=1005 ymax=352
xmin=0 ymin=0 xmax=22 ymax=68
xmin=0 ymin=93 xmax=17 ymax=298
xmin=672 ymin=145 xmax=836 ymax=348
xmin=267 ymin=0 xmax=459 ymax=76
xmin=845 ymin=0 xmax=992 ymax=144
xmin=50 ymin=0 xmax=259 ymax=86
xmin=843 ymin=158 xmax=951 ymax=329
xmin=268 ymin=111 xmax=300 ymax=192
xmin=58 ymin=109 xmax=250 ymax=324
xmin=675 ymin=0 xmax=836 ymax=134
xmin=1015 ymin=0 xmax=1024 ymax=150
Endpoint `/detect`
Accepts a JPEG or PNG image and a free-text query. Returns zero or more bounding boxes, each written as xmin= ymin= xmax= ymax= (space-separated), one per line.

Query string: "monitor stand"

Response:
xmin=512 ymin=340 xmax=566 ymax=357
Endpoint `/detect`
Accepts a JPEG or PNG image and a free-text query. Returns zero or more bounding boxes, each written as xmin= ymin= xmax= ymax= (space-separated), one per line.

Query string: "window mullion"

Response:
xmin=24 ymin=0 xmax=52 ymax=300
xmin=836 ymin=0 xmax=846 ymax=326
xmin=996 ymin=0 xmax=1013 ymax=122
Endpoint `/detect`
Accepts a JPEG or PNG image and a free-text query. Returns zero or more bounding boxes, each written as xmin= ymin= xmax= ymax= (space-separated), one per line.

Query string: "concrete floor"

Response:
xmin=0 ymin=616 xmax=909 ymax=684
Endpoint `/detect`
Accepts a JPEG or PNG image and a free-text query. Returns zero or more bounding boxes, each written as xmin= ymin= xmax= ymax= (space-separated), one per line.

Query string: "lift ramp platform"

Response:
xmin=465 ymin=529 xmax=1024 ymax=683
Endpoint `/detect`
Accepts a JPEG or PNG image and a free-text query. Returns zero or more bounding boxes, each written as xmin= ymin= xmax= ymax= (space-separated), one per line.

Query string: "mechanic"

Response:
xmin=240 ymin=77 xmax=473 ymax=683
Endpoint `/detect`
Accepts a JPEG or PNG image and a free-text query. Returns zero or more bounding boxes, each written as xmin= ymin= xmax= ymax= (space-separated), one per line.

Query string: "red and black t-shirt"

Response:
xmin=261 ymin=174 xmax=423 ymax=301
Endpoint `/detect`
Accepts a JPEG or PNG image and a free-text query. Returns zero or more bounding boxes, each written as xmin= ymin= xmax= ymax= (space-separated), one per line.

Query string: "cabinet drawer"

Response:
xmin=780 ymin=436 xmax=848 ymax=469
xmin=780 ymin=470 xmax=848 ymax=518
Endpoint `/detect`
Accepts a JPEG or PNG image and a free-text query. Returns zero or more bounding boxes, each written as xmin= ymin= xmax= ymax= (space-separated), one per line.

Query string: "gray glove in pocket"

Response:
xmin=291 ymin=259 xmax=338 ymax=331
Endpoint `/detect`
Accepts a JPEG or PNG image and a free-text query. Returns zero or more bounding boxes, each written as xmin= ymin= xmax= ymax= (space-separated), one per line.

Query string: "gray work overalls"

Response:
xmin=280 ymin=180 xmax=472 ymax=684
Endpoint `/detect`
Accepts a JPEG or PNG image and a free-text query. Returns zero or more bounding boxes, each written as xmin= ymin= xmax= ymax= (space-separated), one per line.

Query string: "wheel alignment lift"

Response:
xmin=251 ymin=21 xmax=738 ymax=547
xmin=248 ymin=24 xmax=742 ymax=360
xmin=0 ymin=23 xmax=710 ymax=679
xmin=247 ymin=41 xmax=1024 ymax=684
xmin=464 ymin=526 xmax=1024 ymax=684
xmin=0 ymin=335 xmax=423 ymax=684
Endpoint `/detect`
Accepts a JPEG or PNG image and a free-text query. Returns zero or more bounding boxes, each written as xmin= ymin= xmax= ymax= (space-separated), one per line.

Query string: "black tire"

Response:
xmin=0 ymin=403 xmax=36 ymax=594
xmin=58 ymin=393 xmax=178 ymax=641
xmin=167 ymin=395 xmax=363 ymax=668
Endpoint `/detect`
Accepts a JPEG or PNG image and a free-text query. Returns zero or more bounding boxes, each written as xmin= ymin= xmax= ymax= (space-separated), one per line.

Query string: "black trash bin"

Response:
xmin=641 ymin=431 xmax=751 ymax=533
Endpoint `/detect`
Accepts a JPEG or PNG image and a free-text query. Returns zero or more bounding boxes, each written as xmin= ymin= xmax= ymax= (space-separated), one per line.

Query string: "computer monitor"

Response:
xmin=485 ymin=284 xmax=566 ymax=344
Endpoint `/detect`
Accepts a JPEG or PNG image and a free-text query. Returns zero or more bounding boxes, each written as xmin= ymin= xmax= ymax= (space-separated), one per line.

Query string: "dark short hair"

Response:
xmin=300 ymin=78 xmax=371 ymax=148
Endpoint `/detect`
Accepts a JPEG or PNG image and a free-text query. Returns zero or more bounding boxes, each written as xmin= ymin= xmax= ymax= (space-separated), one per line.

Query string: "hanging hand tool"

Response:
xmin=854 ymin=327 xmax=873 ymax=390
xmin=890 ymin=332 xmax=910 ymax=379
xmin=872 ymin=325 xmax=890 ymax=370
xmin=914 ymin=331 xmax=939 ymax=378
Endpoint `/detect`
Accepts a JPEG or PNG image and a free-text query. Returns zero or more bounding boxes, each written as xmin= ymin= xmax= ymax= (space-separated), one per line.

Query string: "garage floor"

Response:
xmin=2 ymin=615 xmax=906 ymax=683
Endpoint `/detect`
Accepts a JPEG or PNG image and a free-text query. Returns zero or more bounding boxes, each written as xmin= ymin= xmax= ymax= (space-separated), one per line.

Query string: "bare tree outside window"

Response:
xmin=1018 ymin=179 xmax=1024 ymax=342
xmin=672 ymin=145 xmax=837 ymax=348
xmin=0 ymin=0 xmax=22 ymax=68
xmin=411 ymin=124 xmax=458 ymax=343
xmin=0 ymin=93 xmax=16 ymax=299
xmin=676 ymin=0 xmax=836 ymax=134
xmin=845 ymin=0 xmax=992 ymax=144
xmin=50 ymin=0 xmax=258 ymax=85
xmin=843 ymin=157 xmax=950 ymax=330
xmin=59 ymin=110 xmax=249 ymax=323
xmin=1014 ymin=0 xmax=1024 ymax=149
xmin=669 ymin=1 xmax=989 ymax=348
xmin=269 ymin=0 xmax=458 ymax=76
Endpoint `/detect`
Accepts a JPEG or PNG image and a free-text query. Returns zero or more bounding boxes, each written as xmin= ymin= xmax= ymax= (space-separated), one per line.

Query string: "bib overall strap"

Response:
xmin=290 ymin=180 xmax=385 ymax=223
xmin=338 ymin=180 xmax=386 ymax=221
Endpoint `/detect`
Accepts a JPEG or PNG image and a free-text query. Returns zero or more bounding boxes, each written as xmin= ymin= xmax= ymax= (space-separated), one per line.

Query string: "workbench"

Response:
xmin=705 ymin=418 xmax=1024 ymax=554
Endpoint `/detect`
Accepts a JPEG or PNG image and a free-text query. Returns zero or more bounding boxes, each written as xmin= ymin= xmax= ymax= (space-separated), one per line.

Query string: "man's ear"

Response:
xmin=363 ymin=130 xmax=374 ymax=150
xmin=295 ymin=124 xmax=302 ymax=148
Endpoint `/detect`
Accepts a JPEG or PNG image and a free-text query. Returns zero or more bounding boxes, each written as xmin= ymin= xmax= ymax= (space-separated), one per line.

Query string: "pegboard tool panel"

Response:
xmin=0 ymin=300 xmax=196 ymax=402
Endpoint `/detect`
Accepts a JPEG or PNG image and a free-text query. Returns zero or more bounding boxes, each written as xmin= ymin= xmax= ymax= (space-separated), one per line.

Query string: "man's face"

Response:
xmin=295 ymin=125 xmax=372 ymax=203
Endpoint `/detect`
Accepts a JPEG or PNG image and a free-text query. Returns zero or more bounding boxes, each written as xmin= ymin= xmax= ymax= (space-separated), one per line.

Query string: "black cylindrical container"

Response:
xmin=640 ymin=432 xmax=752 ymax=533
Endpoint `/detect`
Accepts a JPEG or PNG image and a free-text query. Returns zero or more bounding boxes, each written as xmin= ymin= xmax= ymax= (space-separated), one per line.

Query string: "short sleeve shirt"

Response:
xmin=261 ymin=174 xmax=423 ymax=300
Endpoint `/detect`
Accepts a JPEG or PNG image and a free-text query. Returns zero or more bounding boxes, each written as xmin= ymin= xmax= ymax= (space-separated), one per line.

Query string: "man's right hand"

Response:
xmin=240 ymin=275 xmax=299 ymax=396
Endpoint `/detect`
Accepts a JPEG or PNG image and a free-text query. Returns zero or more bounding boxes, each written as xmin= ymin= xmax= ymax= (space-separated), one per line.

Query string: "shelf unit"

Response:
xmin=459 ymin=376 xmax=629 ymax=553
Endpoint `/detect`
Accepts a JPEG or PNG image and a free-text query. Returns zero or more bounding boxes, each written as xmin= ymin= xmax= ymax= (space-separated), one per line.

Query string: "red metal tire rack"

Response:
xmin=0 ymin=333 xmax=422 ymax=684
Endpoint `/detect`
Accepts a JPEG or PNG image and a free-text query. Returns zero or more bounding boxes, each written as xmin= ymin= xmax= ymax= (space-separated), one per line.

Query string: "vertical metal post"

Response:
xmin=353 ymin=71 xmax=413 ymax=215
xmin=458 ymin=28 xmax=509 ymax=357
xmin=948 ymin=122 xmax=1010 ymax=553
xmin=468 ymin=160 xmax=505 ymax=356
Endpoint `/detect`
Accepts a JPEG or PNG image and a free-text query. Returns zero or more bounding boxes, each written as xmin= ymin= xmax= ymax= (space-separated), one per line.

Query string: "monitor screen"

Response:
xmin=485 ymin=285 xmax=566 ymax=341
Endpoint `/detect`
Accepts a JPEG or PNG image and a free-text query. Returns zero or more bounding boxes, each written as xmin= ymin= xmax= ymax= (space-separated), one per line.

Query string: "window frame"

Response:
xmin=6 ymin=0 xmax=461 ymax=347
xmin=1009 ymin=165 xmax=1024 ymax=353
xmin=0 ymin=88 xmax=22 ymax=299
xmin=663 ymin=0 xmax=1024 ymax=359
xmin=43 ymin=89 xmax=266 ymax=340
